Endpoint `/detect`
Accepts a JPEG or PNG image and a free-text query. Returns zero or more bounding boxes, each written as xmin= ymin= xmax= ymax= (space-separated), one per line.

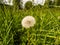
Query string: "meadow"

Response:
xmin=0 ymin=5 xmax=60 ymax=45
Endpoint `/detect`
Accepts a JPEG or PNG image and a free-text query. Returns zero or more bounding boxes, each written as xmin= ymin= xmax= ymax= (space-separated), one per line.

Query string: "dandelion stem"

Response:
xmin=27 ymin=29 xmax=30 ymax=45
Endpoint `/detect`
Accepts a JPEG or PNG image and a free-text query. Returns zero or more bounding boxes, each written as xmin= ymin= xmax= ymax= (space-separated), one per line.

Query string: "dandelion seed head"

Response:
xmin=21 ymin=16 xmax=36 ymax=28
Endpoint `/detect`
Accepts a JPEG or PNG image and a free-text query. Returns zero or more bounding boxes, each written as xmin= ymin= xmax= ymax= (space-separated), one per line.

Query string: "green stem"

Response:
xmin=27 ymin=29 xmax=30 ymax=45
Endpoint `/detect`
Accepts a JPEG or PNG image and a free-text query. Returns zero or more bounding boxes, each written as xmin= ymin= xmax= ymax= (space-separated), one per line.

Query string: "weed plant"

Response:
xmin=0 ymin=2 xmax=60 ymax=45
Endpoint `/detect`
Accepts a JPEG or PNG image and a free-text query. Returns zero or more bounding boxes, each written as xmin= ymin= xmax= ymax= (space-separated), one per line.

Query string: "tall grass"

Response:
xmin=0 ymin=3 xmax=60 ymax=45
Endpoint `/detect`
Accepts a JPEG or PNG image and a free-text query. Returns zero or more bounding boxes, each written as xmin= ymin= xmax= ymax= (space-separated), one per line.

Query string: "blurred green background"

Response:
xmin=0 ymin=0 xmax=60 ymax=45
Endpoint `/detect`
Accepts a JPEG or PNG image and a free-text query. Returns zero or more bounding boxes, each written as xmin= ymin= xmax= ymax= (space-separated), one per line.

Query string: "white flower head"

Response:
xmin=21 ymin=16 xmax=36 ymax=28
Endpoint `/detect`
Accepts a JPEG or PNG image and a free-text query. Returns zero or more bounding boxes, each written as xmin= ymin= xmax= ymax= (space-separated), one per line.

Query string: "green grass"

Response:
xmin=0 ymin=5 xmax=60 ymax=45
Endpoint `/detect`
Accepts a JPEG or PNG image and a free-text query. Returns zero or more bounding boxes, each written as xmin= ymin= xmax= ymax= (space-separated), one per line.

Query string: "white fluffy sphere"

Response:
xmin=21 ymin=16 xmax=36 ymax=28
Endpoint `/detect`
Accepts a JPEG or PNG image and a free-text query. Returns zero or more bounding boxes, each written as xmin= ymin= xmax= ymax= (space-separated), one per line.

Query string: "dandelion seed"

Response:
xmin=21 ymin=16 xmax=36 ymax=28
